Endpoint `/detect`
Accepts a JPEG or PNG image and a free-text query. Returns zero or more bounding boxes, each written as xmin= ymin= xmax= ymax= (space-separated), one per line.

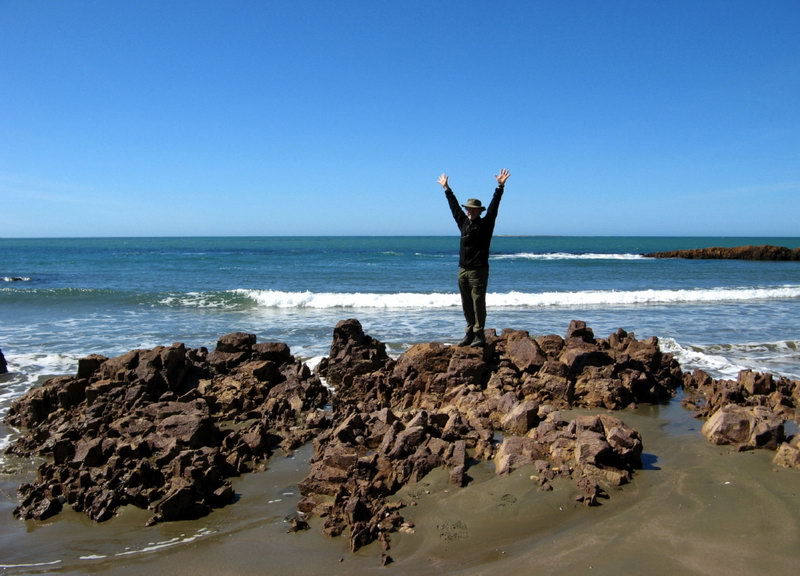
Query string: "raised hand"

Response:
xmin=495 ymin=169 xmax=510 ymax=186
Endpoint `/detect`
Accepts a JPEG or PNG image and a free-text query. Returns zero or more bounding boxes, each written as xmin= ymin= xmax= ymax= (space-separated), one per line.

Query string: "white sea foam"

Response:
xmin=0 ymin=353 xmax=80 ymax=454
xmin=234 ymin=289 xmax=462 ymax=309
xmin=4 ymin=352 xmax=78 ymax=379
xmin=660 ymin=338 xmax=750 ymax=379
xmin=660 ymin=337 xmax=800 ymax=380
xmin=232 ymin=285 xmax=800 ymax=310
xmin=0 ymin=560 xmax=62 ymax=569
xmin=159 ymin=292 xmax=234 ymax=309
xmin=493 ymin=252 xmax=646 ymax=261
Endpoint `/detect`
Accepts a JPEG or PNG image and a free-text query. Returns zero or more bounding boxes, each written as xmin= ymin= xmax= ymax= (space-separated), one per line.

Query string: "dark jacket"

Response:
xmin=446 ymin=186 xmax=504 ymax=269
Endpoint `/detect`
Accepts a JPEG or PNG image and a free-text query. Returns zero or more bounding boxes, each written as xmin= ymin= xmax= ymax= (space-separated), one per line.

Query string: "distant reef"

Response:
xmin=644 ymin=244 xmax=800 ymax=261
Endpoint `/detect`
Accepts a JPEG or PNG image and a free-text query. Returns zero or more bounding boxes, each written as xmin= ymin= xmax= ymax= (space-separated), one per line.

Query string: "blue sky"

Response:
xmin=2 ymin=1 xmax=798 ymax=237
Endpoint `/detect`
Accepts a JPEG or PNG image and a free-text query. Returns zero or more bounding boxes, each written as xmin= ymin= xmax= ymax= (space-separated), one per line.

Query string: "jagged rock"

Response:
xmin=316 ymin=319 xmax=391 ymax=390
xmin=500 ymin=400 xmax=540 ymax=435
xmin=291 ymin=320 xmax=686 ymax=552
xmin=6 ymin=332 xmax=329 ymax=524
xmin=701 ymin=404 xmax=784 ymax=450
xmin=494 ymin=436 xmax=542 ymax=475
xmin=502 ymin=330 xmax=547 ymax=373
xmin=774 ymin=436 xmax=800 ymax=469
xmin=566 ymin=320 xmax=595 ymax=342
xmin=739 ymin=369 xmax=775 ymax=396
xmin=0 ymin=348 xmax=7 ymax=374
xmin=682 ymin=368 xmax=798 ymax=422
xmin=494 ymin=413 xmax=641 ymax=486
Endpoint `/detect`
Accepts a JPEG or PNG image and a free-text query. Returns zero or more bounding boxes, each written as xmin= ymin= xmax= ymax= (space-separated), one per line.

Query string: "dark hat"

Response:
xmin=462 ymin=198 xmax=486 ymax=212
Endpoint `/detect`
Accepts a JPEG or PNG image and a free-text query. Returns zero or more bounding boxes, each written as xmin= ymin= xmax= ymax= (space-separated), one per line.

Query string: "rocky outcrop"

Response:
xmin=298 ymin=319 xmax=680 ymax=552
xmin=682 ymin=368 xmax=799 ymax=465
xmin=5 ymin=333 xmax=329 ymax=523
xmin=644 ymin=245 xmax=800 ymax=260
xmin=5 ymin=319 xmax=679 ymax=549
xmin=11 ymin=318 xmax=796 ymax=558
xmin=0 ymin=348 xmax=7 ymax=374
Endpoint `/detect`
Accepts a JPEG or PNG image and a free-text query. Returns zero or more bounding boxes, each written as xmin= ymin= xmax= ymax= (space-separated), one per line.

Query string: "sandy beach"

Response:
xmin=3 ymin=395 xmax=798 ymax=576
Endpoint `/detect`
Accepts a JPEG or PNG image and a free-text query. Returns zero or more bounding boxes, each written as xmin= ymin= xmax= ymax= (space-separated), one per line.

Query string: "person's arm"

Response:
xmin=485 ymin=169 xmax=509 ymax=221
xmin=439 ymin=173 xmax=466 ymax=227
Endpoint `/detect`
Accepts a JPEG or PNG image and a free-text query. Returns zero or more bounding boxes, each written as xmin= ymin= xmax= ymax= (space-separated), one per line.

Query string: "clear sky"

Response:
xmin=2 ymin=0 xmax=798 ymax=237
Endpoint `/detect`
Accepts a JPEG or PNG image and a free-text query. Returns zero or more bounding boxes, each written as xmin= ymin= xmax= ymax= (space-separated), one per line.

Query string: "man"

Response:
xmin=438 ymin=168 xmax=510 ymax=347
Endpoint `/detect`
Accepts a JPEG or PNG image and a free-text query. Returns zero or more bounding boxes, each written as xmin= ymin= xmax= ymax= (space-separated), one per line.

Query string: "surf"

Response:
xmin=222 ymin=285 xmax=800 ymax=310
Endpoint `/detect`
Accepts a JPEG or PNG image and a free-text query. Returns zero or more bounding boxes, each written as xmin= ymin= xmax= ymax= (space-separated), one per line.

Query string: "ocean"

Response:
xmin=1 ymin=235 xmax=800 ymax=573
xmin=3 ymin=236 xmax=800 ymax=384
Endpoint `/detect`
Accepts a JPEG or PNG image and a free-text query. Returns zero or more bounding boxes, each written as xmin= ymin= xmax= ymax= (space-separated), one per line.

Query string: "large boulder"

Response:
xmin=316 ymin=319 xmax=391 ymax=390
xmin=701 ymin=404 xmax=784 ymax=450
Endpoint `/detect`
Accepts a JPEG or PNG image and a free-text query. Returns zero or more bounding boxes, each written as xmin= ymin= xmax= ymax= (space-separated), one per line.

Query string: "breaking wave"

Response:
xmin=660 ymin=338 xmax=800 ymax=380
xmin=7 ymin=284 xmax=800 ymax=311
xmin=219 ymin=285 xmax=800 ymax=310
xmin=493 ymin=252 xmax=645 ymax=261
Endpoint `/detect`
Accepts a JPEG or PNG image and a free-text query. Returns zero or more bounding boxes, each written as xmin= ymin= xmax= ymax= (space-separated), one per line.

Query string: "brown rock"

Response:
xmin=701 ymin=405 xmax=784 ymax=449
xmin=251 ymin=341 xmax=293 ymax=363
xmin=559 ymin=340 xmax=612 ymax=374
xmin=215 ymin=332 xmax=256 ymax=353
xmin=317 ymin=319 xmax=390 ymax=389
xmin=77 ymin=354 xmax=107 ymax=379
xmin=5 ymin=331 xmax=327 ymax=527
xmin=500 ymin=400 xmax=540 ymax=436
xmin=566 ymin=320 xmax=595 ymax=342
xmin=28 ymin=495 xmax=63 ymax=521
xmin=151 ymin=480 xmax=209 ymax=523
xmin=739 ymin=369 xmax=775 ymax=396
xmin=574 ymin=431 xmax=612 ymax=467
xmin=494 ymin=436 xmax=539 ymax=475
xmin=774 ymin=437 xmax=800 ymax=469
xmin=504 ymin=332 xmax=547 ymax=373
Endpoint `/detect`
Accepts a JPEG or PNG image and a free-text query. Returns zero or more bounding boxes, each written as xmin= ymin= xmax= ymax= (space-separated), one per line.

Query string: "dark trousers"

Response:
xmin=458 ymin=266 xmax=489 ymax=336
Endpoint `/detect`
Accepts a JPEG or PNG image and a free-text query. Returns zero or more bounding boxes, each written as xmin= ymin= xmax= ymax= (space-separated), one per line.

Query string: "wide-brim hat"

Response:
xmin=462 ymin=198 xmax=486 ymax=212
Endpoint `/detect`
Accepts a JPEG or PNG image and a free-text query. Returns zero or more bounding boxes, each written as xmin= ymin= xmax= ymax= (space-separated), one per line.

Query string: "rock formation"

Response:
xmin=644 ymin=245 xmax=800 ymax=260
xmin=5 ymin=333 xmax=329 ymax=524
xmin=0 ymin=348 xmax=7 ymax=374
xmin=299 ymin=319 xmax=680 ymax=551
xmin=682 ymin=368 xmax=799 ymax=464
xmin=5 ymin=319 xmax=798 ymax=558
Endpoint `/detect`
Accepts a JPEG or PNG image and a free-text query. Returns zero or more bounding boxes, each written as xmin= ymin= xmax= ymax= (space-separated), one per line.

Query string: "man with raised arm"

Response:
xmin=438 ymin=169 xmax=510 ymax=347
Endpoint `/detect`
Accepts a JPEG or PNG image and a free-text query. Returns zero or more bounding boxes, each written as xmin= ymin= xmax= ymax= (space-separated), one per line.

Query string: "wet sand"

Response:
xmin=2 ymin=396 xmax=799 ymax=575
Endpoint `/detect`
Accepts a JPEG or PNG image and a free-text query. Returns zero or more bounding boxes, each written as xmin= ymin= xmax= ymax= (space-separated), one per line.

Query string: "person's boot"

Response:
xmin=457 ymin=332 xmax=473 ymax=346
xmin=470 ymin=332 xmax=486 ymax=347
